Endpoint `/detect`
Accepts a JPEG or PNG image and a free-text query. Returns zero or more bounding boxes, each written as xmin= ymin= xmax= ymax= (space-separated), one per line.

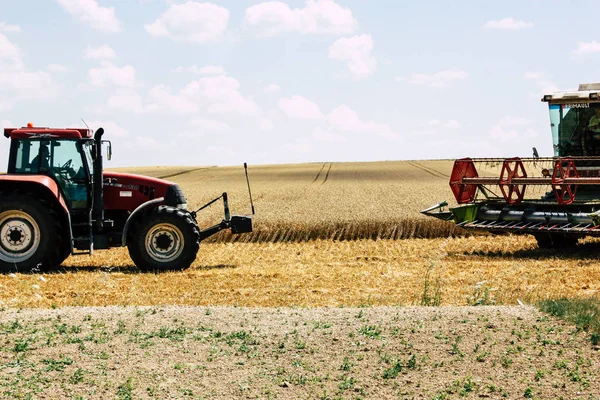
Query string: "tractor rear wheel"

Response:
xmin=128 ymin=206 xmax=200 ymax=271
xmin=0 ymin=194 xmax=59 ymax=273
xmin=534 ymin=233 xmax=579 ymax=249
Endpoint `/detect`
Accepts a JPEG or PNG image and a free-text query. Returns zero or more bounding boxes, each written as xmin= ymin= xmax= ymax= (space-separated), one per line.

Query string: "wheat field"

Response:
xmin=116 ymin=160 xmax=459 ymax=241
xmin=1 ymin=160 xmax=599 ymax=308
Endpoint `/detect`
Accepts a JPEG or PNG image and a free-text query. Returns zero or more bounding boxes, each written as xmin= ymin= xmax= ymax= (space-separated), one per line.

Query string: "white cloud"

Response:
xmin=429 ymin=119 xmax=462 ymax=129
xmin=126 ymin=136 xmax=161 ymax=150
xmin=398 ymin=68 xmax=469 ymax=88
xmin=173 ymin=65 xmax=225 ymax=75
xmin=89 ymin=62 xmax=136 ymax=88
xmin=0 ymin=119 xmax=13 ymax=128
xmin=107 ymin=89 xmax=145 ymax=113
xmin=312 ymin=127 xmax=346 ymax=143
xmin=146 ymin=84 xmax=199 ymax=114
xmin=525 ymin=72 xmax=558 ymax=97
xmin=245 ymin=0 xmax=357 ymax=37
xmin=83 ymin=44 xmax=116 ymax=60
xmin=278 ymin=96 xmax=324 ymax=119
xmin=206 ymin=145 xmax=234 ymax=158
xmin=145 ymin=2 xmax=229 ymax=43
xmin=573 ymin=41 xmax=600 ymax=56
xmin=0 ymin=99 xmax=10 ymax=112
xmin=484 ymin=18 xmax=533 ymax=30
xmin=489 ymin=116 xmax=537 ymax=142
xmin=0 ymin=33 xmax=22 ymax=70
xmin=0 ymin=22 xmax=21 ymax=33
xmin=329 ymin=34 xmax=376 ymax=79
xmin=259 ymin=117 xmax=274 ymax=130
xmin=0 ymin=70 xmax=59 ymax=100
xmin=282 ymin=139 xmax=312 ymax=153
xmin=181 ymin=75 xmax=259 ymax=116
xmin=0 ymin=34 xmax=58 ymax=103
xmin=327 ymin=104 xmax=398 ymax=139
xmin=189 ymin=117 xmax=231 ymax=132
xmin=264 ymin=83 xmax=281 ymax=93
xmin=86 ymin=120 xmax=128 ymax=137
xmin=56 ymin=0 xmax=121 ymax=32
xmin=47 ymin=64 xmax=69 ymax=73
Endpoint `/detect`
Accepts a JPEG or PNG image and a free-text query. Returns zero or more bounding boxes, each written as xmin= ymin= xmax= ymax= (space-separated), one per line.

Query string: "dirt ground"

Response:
xmin=0 ymin=305 xmax=598 ymax=399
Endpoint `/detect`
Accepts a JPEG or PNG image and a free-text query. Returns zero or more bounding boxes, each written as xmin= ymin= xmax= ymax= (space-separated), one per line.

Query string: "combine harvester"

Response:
xmin=421 ymin=83 xmax=600 ymax=249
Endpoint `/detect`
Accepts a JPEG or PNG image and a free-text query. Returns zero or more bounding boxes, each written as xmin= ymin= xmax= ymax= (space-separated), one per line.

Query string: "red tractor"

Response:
xmin=0 ymin=124 xmax=253 ymax=273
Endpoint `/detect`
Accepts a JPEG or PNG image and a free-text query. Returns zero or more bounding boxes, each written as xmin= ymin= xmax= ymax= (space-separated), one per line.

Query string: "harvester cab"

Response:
xmin=421 ymin=83 xmax=600 ymax=249
xmin=0 ymin=124 xmax=254 ymax=273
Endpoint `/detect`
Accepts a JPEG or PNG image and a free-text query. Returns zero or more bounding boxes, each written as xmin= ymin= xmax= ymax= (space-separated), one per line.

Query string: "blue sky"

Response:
xmin=1 ymin=0 xmax=599 ymax=167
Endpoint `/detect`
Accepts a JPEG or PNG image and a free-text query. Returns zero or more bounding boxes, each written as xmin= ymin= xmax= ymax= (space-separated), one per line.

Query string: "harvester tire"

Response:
xmin=128 ymin=206 xmax=200 ymax=271
xmin=534 ymin=233 xmax=578 ymax=250
xmin=0 ymin=193 xmax=58 ymax=273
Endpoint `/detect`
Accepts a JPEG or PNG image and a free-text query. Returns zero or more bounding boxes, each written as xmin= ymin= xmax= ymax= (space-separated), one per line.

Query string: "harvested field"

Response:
xmin=1 ymin=236 xmax=600 ymax=308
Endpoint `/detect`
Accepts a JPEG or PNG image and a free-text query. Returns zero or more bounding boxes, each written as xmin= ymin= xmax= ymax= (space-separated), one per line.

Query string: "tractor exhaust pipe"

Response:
xmin=93 ymin=127 xmax=104 ymax=229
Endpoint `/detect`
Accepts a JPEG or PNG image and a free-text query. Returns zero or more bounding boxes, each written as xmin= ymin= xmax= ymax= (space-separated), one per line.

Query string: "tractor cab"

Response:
xmin=8 ymin=135 xmax=94 ymax=209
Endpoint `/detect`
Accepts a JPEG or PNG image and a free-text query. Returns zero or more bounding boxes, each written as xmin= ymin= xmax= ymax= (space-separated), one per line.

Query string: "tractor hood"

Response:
xmin=103 ymin=172 xmax=186 ymax=212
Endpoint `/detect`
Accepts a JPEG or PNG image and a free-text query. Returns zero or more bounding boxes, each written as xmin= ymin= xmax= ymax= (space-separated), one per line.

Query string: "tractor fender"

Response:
xmin=0 ymin=175 xmax=73 ymax=253
xmin=121 ymin=197 xmax=165 ymax=246
xmin=0 ymin=175 xmax=70 ymax=213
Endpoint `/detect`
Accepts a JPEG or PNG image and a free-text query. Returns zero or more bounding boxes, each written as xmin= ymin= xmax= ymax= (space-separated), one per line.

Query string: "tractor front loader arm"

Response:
xmin=192 ymin=192 xmax=253 ymax=241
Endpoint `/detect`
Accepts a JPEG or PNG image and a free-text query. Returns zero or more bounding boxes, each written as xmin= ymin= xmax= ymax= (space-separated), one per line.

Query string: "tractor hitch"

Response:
xmin=193 ymin=192 xmax=253 ymax=241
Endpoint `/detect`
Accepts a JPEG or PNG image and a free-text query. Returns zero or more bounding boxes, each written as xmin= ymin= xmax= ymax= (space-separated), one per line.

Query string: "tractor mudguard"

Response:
xmin=0 ymin=175 xmax=70 ymax=213
xmin=121 ymin=197 xmax=165 ymax=246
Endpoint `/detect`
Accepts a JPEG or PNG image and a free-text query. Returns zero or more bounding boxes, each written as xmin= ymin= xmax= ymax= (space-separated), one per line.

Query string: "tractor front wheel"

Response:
xmin=0 ymin=194 xmax=59 ymax=273
xmin=128 ymin=207 xmax=200 ymax=271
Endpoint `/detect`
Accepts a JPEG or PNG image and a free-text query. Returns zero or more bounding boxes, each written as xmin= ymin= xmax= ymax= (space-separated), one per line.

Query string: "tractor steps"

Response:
xmin=458 ymin=219 xmax=600 ymax=235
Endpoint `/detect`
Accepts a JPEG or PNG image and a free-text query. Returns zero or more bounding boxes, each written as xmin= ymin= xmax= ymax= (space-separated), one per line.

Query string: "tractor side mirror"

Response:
xmin=102 ymin=140 xmax=112 ymax=161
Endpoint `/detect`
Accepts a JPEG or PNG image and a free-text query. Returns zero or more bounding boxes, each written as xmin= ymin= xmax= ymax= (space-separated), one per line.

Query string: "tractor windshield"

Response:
xmin=549 ymin=103 xmax=600 ymax=157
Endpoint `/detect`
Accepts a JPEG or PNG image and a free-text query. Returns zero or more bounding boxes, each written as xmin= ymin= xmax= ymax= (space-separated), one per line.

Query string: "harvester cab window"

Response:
xmin=549 ymin=104 xmax=600 ymax=156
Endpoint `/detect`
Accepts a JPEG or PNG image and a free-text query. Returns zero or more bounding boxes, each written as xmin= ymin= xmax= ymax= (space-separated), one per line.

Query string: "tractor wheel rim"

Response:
xmin=145 ymin=223 xmax=184 ymax=263
xmin=0 ymin=210 xmax=40 ymax=263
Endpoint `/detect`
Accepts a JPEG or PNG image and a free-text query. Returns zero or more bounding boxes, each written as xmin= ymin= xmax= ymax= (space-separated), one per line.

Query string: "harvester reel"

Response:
xmin=499 ymin=158 xmax=527 ymax=205
xmin=450 ymin=158 xmax=478 ymax=204
xmin=552 ymin=158 xmax=579 ymax=205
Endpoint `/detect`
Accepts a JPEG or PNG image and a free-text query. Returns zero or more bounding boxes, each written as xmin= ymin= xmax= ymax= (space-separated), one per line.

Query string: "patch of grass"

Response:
xmin=537 ymin=298 xmax=600 ymax=344
xmin=421 ymin=262 xmax=443 ymax=306
xmin=116 ymin=378 xmax=134 ymax=400
xmin=358 ymin=325 xmax=381 ymax=339
xmin=382 ymin=361 xmax=402 ymax=379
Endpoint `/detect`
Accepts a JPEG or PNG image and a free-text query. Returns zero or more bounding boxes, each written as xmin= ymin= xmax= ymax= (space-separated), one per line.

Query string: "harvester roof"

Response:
xmin=542 ymin=83 xmax=600 ymax=103
xmin=3 ymin=125 xmax=92 ymax=140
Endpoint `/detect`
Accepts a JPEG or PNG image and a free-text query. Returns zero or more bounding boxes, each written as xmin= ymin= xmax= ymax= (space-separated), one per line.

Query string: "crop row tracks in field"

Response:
xmin=407 ymin=161 xmax=449 ymax=179
xmin=158 ymin=166 xmax=216 ymax=180
xmin=313 ymin=162 xmax=333 ymax=184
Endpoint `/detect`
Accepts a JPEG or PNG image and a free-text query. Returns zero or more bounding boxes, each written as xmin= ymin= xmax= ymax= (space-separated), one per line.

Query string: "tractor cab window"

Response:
xmin=549 ymin=103 xmax=600 ymax=156
xmin=13 ymin=140 xmax=41 ymax=173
